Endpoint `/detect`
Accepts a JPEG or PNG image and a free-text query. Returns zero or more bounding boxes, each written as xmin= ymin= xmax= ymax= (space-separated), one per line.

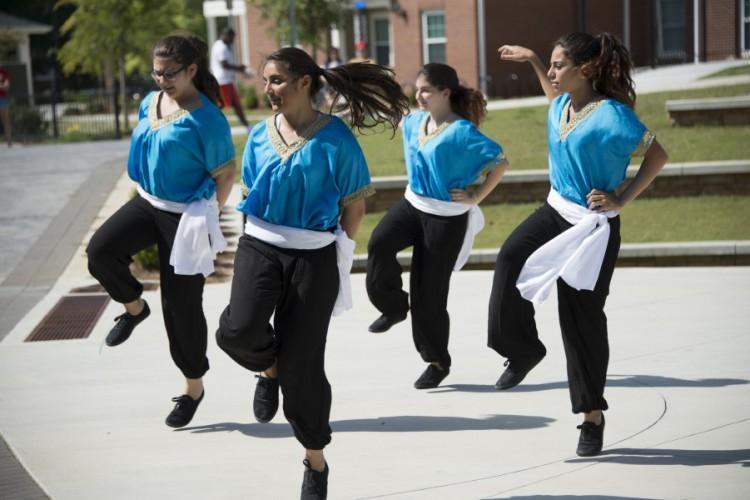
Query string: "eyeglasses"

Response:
xmin=150 ymin=66 xmax=186 ymax=81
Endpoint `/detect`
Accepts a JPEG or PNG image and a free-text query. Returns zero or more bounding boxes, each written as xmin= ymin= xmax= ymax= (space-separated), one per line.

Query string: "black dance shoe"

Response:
xmin=576 ymin=414 xmax=605 ymax=457
xmin=367 ymin=314 xmax=406 ymax=333
xmin=165 ymin=391 xmax=204 ymax=428
xmin=301 ymin=459 xmax=329 ymax=500
xmin=494 ymin=353 xmax=545 ymax=390
xmin=413 ymin=364 xmax=450 ymax=389
xmin=106 ymin=301 xmax=151 ymax=347
xmin=253 ymin=374 xmax=280 ymax=423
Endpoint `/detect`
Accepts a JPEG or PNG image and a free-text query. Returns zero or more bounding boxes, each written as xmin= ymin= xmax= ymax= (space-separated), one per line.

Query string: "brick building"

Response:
xmin=227 ymin=0 xmax=750 ymax=99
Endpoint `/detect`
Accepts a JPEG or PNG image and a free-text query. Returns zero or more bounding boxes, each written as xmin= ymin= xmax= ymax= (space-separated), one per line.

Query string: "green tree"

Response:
xmin=251 ymin=0 xmax=346 ymax=56
xmin=56 ymin=0 xmax=206 ymax=128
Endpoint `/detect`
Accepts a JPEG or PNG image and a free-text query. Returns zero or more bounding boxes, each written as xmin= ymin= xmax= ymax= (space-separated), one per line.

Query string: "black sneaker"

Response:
xmin=165 ymin=391 xmax=204 ymax=428
xmin=367 ymin=314 xmax=406 ymax=333
xmin=494 ymin=353 xmax=545 ymax=390
xmin=576 ymin=414 xmax=605 ymax=457
xmin=106 ymin=301 xmax=151 ymax=347
xmin=253 ymin=374 xmax=279 ymax=423
xmin=414 ymin=364 xmax=450 ymax=389
xmin=301 ymin=459 xmax=329 ymax=500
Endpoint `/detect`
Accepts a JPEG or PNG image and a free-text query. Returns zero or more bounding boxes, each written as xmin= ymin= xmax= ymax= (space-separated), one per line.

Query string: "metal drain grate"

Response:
xmin=26 ymin=295 xmax=110 ymax=342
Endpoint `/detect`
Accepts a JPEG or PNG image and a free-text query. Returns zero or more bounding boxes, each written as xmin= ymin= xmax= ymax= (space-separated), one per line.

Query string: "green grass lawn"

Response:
xmin=230 ymin=84 xmax=750 ymax=177
xmin=354 ymin=84 xmax=750 ymax=176
xmin=700 ymin=64 xmax=750 ymax=79
xmin=352 ymin=196 xmax=750 ymax=253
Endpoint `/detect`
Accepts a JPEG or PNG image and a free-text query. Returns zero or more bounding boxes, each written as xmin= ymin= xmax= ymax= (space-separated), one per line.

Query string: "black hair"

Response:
xmin=264 ymin=47 xmax=409 ymax=133
xmin=418 ymin=63 xmax=487 ymax=126
xmin=555 ymin=32 xmax=636 ymax=108
xmin=153 ymin=32 xmax=223 ymax=106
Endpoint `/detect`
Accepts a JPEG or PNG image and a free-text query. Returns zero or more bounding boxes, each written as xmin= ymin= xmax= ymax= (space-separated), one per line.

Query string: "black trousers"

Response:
xmin=366 ymin=198 xmax=467 ymax=369
xmin=86 ymin=195 xmax=209 ymax=379
xmin=487 ymin=203 xmax=621 ymax=413
xmin=216 ymin=234 xmax=339 ymax=450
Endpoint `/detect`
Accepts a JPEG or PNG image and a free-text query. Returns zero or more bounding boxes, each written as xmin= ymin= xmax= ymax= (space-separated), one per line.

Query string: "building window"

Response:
xmin=742 ymin=0 xmax=750 ymax=54
xmin=422 ymin=10 xmax=446 ymax=64
xmin=370 ymin=14 xmax=392 ymax=66
xmin=656 ymin=0 xmax=686 ymax=58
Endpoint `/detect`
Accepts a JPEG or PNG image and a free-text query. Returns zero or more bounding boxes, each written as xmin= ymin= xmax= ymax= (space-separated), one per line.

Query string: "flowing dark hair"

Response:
xmin=264 ymin=47 xmax=409 ymax=134
xmin=153 ymin=32 xmax=223 ymax=106
xmin=417 ymin=63 xmax=487 ymax=126
xmin=555 ymin=32 xmax=636 ymax=108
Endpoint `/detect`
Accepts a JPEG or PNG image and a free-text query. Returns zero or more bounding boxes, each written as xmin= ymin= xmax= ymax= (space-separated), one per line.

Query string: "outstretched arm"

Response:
xmin=497 ymin=45 xmax=557 ymax=103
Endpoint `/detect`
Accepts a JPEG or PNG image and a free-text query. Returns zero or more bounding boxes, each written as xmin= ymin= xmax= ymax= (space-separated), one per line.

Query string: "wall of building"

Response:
xmin=704 ymin=0 xmax=738 ymax=60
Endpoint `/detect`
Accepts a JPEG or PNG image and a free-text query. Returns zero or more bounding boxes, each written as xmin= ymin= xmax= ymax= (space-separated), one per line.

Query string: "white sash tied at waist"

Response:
xmin=136 ymin=185 xmax=227 ymax=278
xmin=244 ymin=215 xmax=355 ymax=316
xmin=404 ymin=186 xmax=484 ymax=271
xmin=516 ymin=189 xmax=618 ymax=305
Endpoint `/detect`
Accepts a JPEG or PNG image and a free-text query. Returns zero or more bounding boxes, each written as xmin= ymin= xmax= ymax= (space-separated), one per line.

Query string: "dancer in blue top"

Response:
xmin=490 ymin=33 xmax=668 ymax=457
xmin=87 ymin=33 xmax=234 ymax=429
xmin=216 ymin=47 xmax=408 ymax=500
xmin=366 ymin=63 xmax=509 ymax=390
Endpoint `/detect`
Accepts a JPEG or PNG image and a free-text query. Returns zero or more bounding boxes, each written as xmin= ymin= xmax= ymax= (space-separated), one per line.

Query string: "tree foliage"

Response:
xmin=56 ymin=0 xmax=206 ymax=77
xmin=251 ymin=0 xmax=346 ymax=53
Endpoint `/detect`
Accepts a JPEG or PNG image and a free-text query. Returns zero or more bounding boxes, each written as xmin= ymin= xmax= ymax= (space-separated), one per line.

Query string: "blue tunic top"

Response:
xmin=128 ymin=91 xmax=235 ymax=203
xmin=238 ymin=114 xmax=373 ymax=230
xmin=402 ymin=111 xmax=504 ymax=202
xmin=548 ymin=93 xmax=654 ymax=207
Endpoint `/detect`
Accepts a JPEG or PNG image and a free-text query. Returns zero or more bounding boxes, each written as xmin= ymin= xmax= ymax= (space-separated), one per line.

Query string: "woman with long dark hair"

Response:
xmin=87 ymin=33 xmax=234 ymax=427
xmin=491 ymin=32 xmax=668 ymax=456
xmin=366 ymin=63 xmax=509 ymax=390
xmin=215 ymin=47 xmax=408 ymax=499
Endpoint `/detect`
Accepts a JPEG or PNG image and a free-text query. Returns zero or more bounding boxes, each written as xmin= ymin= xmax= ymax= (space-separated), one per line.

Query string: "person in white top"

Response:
xmin=210 ymin=28 xmax=251 ymax=130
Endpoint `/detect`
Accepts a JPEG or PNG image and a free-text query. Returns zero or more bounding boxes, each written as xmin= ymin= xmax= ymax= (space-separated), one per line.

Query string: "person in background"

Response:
xmin=210 ymin=27 xmax=252 ymax=131
xmin=0 ymin=66 xmax=12 ymax=147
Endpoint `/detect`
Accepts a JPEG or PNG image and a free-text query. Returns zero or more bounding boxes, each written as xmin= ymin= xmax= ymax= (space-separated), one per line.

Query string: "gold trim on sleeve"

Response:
xmin=210 ymin=159 xmax=236 ymax=177
xmin=340 ymin=184 xmax=375 ymax=207
xmin=632 ymin=130 xmax=656 ymax=157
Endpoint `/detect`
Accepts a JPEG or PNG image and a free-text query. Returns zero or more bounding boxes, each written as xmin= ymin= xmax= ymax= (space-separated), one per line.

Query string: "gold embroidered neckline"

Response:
xmin=418 ymin=113 xmax=452 ymax=147
xmin=267 ymin=113 xmax=331 ymax=161
xmin=148 ymin=91 xmax=202 ymax=130
xmin=558 ymin=98 xmax=605 ymax=140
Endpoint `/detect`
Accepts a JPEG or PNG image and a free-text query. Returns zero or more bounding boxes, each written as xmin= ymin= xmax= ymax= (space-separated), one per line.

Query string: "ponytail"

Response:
xmin=265 ymin=47 xmax=408 ymax=134
xmin=418 ymin=63 xmax=487 ymax=126
xmin=153 ymin=32 xmax=223 ymax=107
xmin=555 ymin=32 xmax=636 ymax=108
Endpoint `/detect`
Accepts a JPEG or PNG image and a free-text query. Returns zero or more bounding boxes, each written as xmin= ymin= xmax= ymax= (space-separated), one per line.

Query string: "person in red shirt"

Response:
xmin=0 ymin=66 xmax=11 ymax=147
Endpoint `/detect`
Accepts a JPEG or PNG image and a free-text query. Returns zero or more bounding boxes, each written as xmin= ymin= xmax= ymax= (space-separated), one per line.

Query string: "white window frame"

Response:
xmin=656 ymin=0 xmax=686 ymax=58
xmin=370 ymin=13 xmax=393 ymax=66
xmin=421 ymin=10 xmax=446 ymax=64
xmin=742 ymin=0 xmax=750 ymax=57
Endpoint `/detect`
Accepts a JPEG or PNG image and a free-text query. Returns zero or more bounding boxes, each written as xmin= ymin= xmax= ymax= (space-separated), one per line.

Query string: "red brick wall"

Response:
xmin=391 ymin=0 xmax=479 ymax=90
xmin=705 ymin=0 xmax=738 ymax=60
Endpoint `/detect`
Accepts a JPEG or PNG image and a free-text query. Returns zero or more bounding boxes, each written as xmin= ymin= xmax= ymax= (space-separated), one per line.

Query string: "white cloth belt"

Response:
xmin=136 ymin=185 xmax=227 ymax=278
xmin=404 ymin=186 xmax=484 ymax=271
xmin=244 ymin=215 xmax=355 ymax=316
xmin=516 ymin=189 xmax=618 ymax=305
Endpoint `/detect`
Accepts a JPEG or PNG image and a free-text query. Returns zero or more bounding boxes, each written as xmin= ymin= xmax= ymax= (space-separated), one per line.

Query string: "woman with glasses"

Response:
xmin=215 ymin=47 xmax=408 ymax=499
xmin=87 ymin=32 xmax=235 ymax=428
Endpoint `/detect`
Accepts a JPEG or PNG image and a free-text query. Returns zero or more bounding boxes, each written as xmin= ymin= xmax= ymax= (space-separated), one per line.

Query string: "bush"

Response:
xmin=239 ymin=84 xmax=259 ymax=109
xmin=10 ymin=105 xmax=48 ymax=138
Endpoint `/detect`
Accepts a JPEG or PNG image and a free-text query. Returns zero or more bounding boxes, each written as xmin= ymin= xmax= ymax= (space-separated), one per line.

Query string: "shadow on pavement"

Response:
xmin=567 ymin=447 xmax=750 ymax=467
xmin=179 ymin=414 xmax=555 ymax=438
xmin=436 ymin=374 xmax=749 ymax=393
xmin=486 ymin=496 xmax=658 ymax=500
